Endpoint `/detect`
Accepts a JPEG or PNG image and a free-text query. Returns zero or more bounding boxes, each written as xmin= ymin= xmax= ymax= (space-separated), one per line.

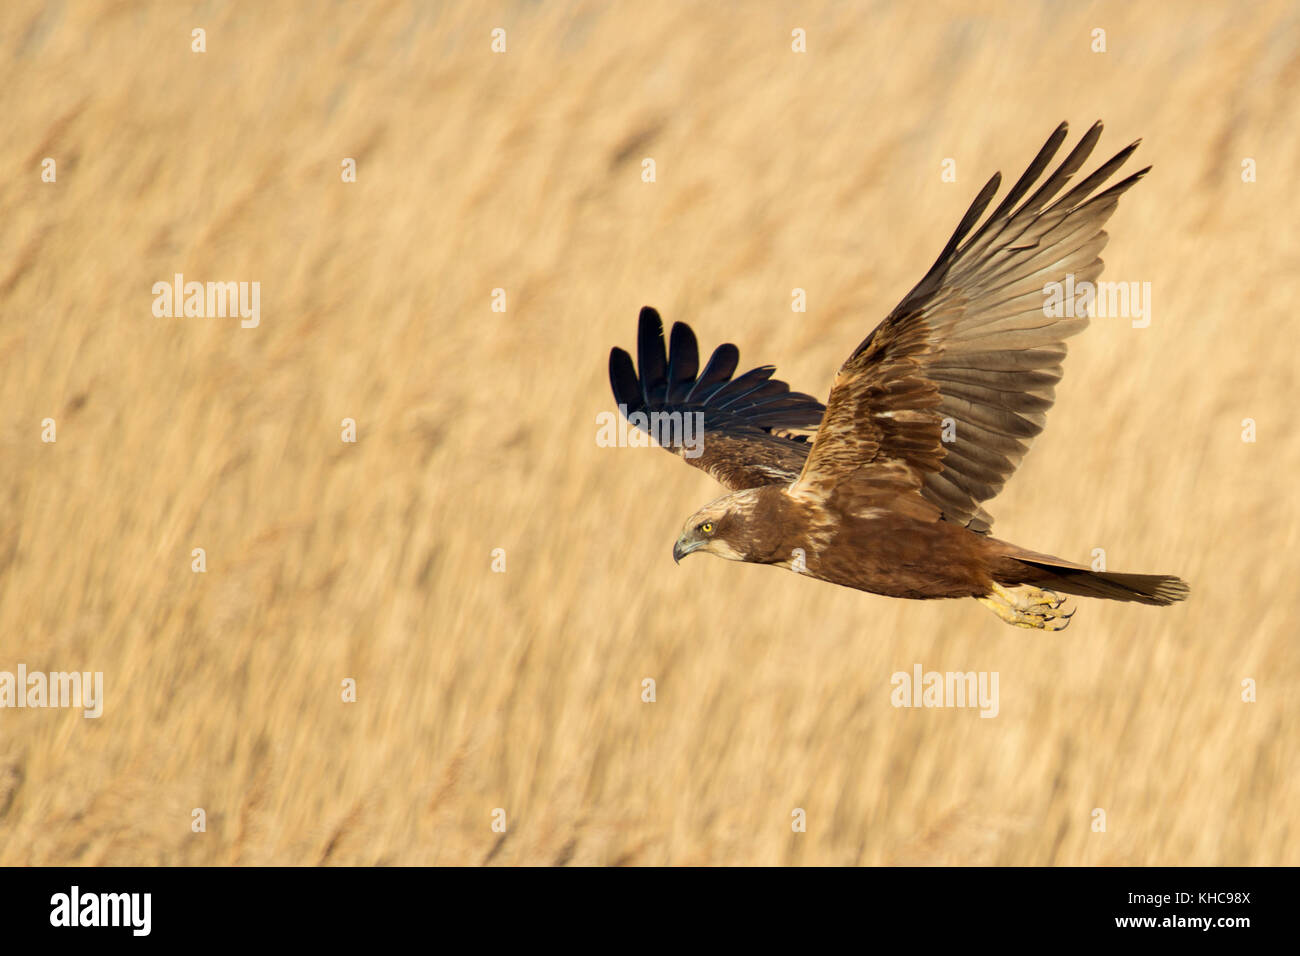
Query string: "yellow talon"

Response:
xmin=978 ymin=584 xmax=1075 ymax=631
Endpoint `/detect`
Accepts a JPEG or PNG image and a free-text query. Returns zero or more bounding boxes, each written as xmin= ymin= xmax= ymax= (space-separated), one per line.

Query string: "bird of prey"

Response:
xmin=607 ymin=121 xmax=1189 ymax=629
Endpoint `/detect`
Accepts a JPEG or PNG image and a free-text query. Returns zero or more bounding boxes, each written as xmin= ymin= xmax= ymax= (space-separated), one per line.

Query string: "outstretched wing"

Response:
xmin=609 ymin=306 xmax=826 ymax=490
xmin=791 ymin=121 xmax=1149 ymax=531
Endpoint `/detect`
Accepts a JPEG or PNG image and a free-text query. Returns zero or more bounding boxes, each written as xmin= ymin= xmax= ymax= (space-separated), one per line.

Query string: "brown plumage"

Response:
xmin=607 ymin=121 xmax=1189 ymax=629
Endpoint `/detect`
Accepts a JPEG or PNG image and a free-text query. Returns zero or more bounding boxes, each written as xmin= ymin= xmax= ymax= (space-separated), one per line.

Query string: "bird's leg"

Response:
xmin=977 ymin=582 xmax=1075 ymax=631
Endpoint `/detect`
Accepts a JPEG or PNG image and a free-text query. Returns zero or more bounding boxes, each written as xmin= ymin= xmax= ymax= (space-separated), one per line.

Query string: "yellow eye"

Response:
xmin=700 ymin=522 xmax=713 ymax=534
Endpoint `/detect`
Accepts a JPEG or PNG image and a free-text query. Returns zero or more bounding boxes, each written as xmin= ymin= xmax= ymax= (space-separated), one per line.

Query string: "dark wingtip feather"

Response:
xmin=899 ymin=170 xmax=1002 ymax=318
xmin=666 ymin=322 xmax=701 ymax=403
xmin=1089 ymin=164 xmax=1152 ymax=204
xmin=710 ymin=366 xmax=778 ymax=408
xmin=946 ymin=172 xmax=1002 ymax=257
xmin=686 ymin=343 xmax=740 ymax=402
xmin=609 ymin=347 xmax=642 ymax=413
xmin=636 ymin=307 xmax=669 ymax=407
xmin=976 ymin=122 xmax=1072 ymax=235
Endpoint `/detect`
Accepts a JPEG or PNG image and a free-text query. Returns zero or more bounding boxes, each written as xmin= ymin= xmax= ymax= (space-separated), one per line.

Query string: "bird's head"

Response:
xmin=672 ymin=490 xmax=762 ymax=564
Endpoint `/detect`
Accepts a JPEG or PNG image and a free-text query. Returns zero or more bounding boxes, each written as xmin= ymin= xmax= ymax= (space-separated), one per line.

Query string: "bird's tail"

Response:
xmin=995 ymin=547 xmax=1190 ymax=606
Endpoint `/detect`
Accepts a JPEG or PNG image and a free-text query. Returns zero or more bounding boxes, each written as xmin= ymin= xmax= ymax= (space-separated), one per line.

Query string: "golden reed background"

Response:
xmin=2 ymin=0 xmax=1297 ymax=865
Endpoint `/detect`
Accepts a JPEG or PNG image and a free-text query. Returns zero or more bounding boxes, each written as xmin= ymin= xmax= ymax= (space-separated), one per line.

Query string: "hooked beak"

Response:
xmin=673 ymin=531 xmax=704 ymax=564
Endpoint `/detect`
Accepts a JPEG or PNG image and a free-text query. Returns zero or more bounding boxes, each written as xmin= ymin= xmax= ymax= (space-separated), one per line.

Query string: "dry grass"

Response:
xmin=1 ymin=0 xmax=1297 ymax=865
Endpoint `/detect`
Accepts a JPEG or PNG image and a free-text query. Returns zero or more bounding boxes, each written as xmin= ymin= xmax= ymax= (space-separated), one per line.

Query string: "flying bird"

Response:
xmin=607 ymin=121 xmax=1189 ymax=629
